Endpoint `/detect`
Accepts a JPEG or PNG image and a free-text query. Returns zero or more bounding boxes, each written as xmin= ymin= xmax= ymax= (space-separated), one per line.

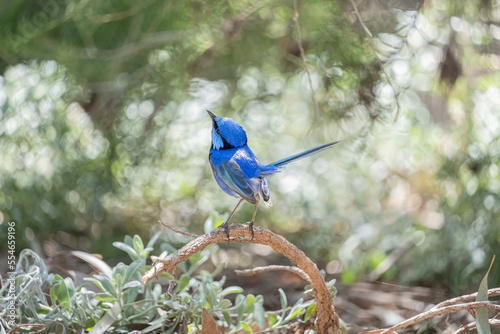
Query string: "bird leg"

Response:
xmin=219 ymin=198 xmax=244 ymax=241
xmin=248 ymin=202 xmax=259 ymax=240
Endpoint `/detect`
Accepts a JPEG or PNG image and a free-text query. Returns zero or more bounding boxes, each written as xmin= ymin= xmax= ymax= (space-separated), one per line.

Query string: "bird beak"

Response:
xmin=206 ymin=110 xmax=217 ymax=120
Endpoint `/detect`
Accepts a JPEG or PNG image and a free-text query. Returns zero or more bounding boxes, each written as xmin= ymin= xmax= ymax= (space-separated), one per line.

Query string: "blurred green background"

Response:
xmin=1 ymin=0 xmax=499 ymax=293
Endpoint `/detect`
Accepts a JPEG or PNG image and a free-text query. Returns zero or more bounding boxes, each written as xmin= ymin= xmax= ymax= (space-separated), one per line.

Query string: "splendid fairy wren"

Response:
xmin=207 ymin=110 xmax=339 ymax=239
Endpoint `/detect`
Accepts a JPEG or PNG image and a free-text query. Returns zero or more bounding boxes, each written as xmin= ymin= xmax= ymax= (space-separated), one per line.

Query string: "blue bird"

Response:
xmin=207 ymin=110 xmax=339 ymax=239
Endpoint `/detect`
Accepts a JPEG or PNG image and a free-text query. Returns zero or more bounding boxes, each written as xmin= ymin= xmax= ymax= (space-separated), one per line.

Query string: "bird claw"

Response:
xmin=219 ymin=221 xmax=253 ymax=242
xmin=247 ymin=221 xmax=254 ymax=240
xmin=219 ymin=222 xmax=230 ymax=243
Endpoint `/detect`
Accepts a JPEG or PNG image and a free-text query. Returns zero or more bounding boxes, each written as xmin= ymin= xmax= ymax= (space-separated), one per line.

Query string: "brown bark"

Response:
xmin=142 ymin=224 xmax=340 ymax=334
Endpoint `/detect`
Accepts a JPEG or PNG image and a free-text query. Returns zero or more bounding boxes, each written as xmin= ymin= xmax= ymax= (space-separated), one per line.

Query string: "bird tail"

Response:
xmin=268 ymin=141 xmax=340 ymax=167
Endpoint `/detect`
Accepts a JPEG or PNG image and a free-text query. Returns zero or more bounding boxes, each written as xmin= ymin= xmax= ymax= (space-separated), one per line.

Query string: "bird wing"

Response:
xmin=211 ymin=165 xmax=241 ymax=198
xmin=212 ymin=157 xmax=258 ymax=203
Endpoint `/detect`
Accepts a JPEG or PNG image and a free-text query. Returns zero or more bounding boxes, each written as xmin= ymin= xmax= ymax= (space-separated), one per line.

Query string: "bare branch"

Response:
xmin=348 ymin=0 xmax=373 ymax=38
xmin=348 ymin=0 xmax=402 ymax=120
xmin=142 ymin=224 xmax=340 ymax=334
xmin=292 ymin=0 xmax=320 ymax=118
xmin=431 ymin=287 xmax=500 ymax=310
xmin=159 ymin=219 xmax=199 ymax=238
xmin=379 ymin=301 xmax=500 ymax=334
xmin=79 ymin=30 xmax=188 ymax=60
xmin=235 ymin=265 xmax=311 ymax=283
xmin=454 ymin=319 xmax=500 ymax=334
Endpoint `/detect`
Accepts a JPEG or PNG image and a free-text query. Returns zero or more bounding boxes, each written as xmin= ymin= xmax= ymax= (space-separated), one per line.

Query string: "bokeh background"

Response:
xmin=1 ymin=0 xmax=499 ymax=294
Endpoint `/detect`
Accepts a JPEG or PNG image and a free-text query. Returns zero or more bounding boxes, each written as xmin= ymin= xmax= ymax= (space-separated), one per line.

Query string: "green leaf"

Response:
xmin=267 ymin=313 xmax=277 ymax=328
xmin=240 ymin=322 xmax=252 ymax=333
xmin=220 ymin=299 xmax=232 ymax=309
xmin=211 ymin=262 xmax=225 ymax=277
xmin=286 ymin=308 xmax=306 ymax=322
xmin=236 ymin=295 xmax=245 ymax=323
xmin=304 ymin=304 xmax=317 ymax=321
xmin=49 ymin=274 xmax=71 ymax=312
xmin=125 ymin=286 xmax=140 ymax=305
xmin=143 ymin=318 xmax=178 ymax=334
xmin=223 ymin=311 xmax=232 ymax=326
xmin=113 ymin=242 xmax=140 ymax=261
xmin=140 ymin=247 xmax=154 ymax=259
xmin=188 ymin=252 xmax=201 ymax=267
xmin=160 ymin=272 xmax=174 ymax=280
xmin=187 ymin=247 xmax=214 ymax=274
xmin=63 ymin=277 xmax=76 ymax=298
xmin=204 ymin=216 xmax=215 ymax=234
xmin=132 ymin=235 xmax=144 ymax=254
xmin=94 ymin=293 xmax=116 ymax=302
xmin=221 ymin=286 xmax=244 ymax=296
xmin=87 ymin=274 xmax=118 ymax=299
xmin=285 ymin=298 xmax=305 ymax=322
xmin=326 ymin=278 xmax=337 ymax=287
xmin=176 ymin=274 xmax=190 ymax=293
xmin=124 ymin=235 xmax=134 ymax=247
xmin=246 ymin=294 xmax=255 ymax=313
xmin=140 ymin=233 xmax=160 ymax=258
xmin=475 ymin=256 xmax=495 ymax=334
xmin=202 ymin=283 xmax=216 ymax=309
xmin=114 ymin=273 xmax=124 ymax=291
xmin=123 ymin=280 xmax=142 ymax=289
xmin=253 ymin=301 xmax=265 ymax=329
xmin=278 ymin=288 xmax=287 ymax=319
xmin=124 ymin=260 xmax=144 ymax=283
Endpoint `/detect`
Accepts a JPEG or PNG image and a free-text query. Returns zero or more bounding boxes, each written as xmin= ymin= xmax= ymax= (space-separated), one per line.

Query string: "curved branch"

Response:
xmin=455 ymin=319 xmax=500 ymax=334
xmin=379 ymin=301 xmax=500 ymax=334
xmin=235 ymin=265 xmax=310 ymax=283
xmin=431 ymin=287 xmax=500 ymax=310
xmin=142 ymin=224 xmax=340 ymax=334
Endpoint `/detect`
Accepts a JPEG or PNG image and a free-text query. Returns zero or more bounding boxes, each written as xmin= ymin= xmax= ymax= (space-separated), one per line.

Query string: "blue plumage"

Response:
xmin=207 ymin=110 xmax=339 ymax=239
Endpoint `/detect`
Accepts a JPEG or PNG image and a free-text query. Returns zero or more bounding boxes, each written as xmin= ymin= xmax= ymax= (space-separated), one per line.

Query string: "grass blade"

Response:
xmin=475 ymin=255 xmax=495 ymax=334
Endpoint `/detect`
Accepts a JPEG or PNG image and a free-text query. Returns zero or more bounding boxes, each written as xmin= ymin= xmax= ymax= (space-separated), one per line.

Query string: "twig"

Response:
xmin=348 ymin=0 xmax=373 ymax=38
xmin=348 ymin=0 xmax=402 ymax=121
xmin=292 ymin=0 xmax=320 ymax=118
xmin=142 ymin=224 xmax=340 ymax=334
xmin=454 ymin=319 xmax=500 ymax=334
xmin=379 ymin=301 xmax=500 ymax=334
xmin=79 ymin=31 xmax=187 ymax=60
xmin=235 ymin=265 xmax=311 ymax=282
xmin=159 ymin=220 xmax=199 ymax=238
xmin=9 ymin=324 xmax=47 ymax=334
xmin=431 ymin=287 xmax=500 ymax=310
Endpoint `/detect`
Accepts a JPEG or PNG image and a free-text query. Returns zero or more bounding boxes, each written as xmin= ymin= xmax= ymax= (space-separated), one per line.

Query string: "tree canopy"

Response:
xmin=1 ymin=0 xmax=500 ymax=292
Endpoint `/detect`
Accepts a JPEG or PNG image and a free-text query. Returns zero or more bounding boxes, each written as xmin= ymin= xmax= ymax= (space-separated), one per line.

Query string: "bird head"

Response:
xmin=207 ymin=110 xmax=247 ymax=150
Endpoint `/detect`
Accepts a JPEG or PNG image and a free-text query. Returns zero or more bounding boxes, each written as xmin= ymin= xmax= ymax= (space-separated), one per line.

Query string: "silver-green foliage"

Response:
xmin=0 ymin=233 xmax=331 ymax=333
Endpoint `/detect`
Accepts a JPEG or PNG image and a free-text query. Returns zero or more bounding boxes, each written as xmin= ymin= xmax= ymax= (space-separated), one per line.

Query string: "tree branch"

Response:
xmin=235 ymin=264 xmax=311 ymax=283
xmin=431 ymin=287 xmax=500 ymax=310
xmin=159 ymin=219 xmax=199 ymax=238
xmin=379 ymin=301 xmax=500 ymax=334
xmin=348 ymin=0 xmax=402 ymax=120
xmin=142 ymin=224 xmax=340 ymax=334
xmin=292 ymin=0 xmax=320 ymax=118
xmin=455 ymin=319 xmax=500 ymax=334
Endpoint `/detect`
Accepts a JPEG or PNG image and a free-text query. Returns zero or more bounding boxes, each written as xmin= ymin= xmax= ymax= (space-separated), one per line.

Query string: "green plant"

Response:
xmin=0 ymin=232 xmax=336 ymax=333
